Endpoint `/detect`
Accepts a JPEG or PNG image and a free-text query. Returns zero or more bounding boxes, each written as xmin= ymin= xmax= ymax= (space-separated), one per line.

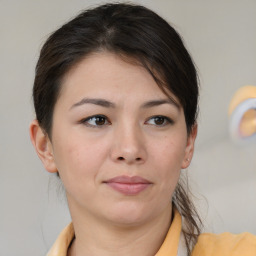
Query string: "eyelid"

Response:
xmin=78 ymin=114 xmax=173 ymax=128
xmin=79 ymin=114 xmax=111 ymax=128
xmin=145 ymin=115 xmax=174 ymax=126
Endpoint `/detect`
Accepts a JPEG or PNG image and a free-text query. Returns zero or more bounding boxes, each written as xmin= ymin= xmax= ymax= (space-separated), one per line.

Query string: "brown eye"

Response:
xmin=81 ymin=115 xmax=110 ymax=127
xmin=95 ymin=116 xmax=106 ymax=125
xmin=154 ymin=116 xmax=165 ymax=125
xmin=146 ymin=116 xmax=173 ymax=126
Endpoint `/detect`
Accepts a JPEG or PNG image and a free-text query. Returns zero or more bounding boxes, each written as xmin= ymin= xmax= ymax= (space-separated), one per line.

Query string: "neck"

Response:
xmin=68 ymin=202 xmax=173 ymax=256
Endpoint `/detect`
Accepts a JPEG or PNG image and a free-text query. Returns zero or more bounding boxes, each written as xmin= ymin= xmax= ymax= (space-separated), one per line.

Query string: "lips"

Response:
xmin=104 ymin=175 xmax=152 ymax=195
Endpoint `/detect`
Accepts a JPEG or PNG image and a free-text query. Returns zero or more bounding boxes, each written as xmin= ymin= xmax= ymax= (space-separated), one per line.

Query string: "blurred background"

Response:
xmin=1 ymin=0 xmax=256 ymax=255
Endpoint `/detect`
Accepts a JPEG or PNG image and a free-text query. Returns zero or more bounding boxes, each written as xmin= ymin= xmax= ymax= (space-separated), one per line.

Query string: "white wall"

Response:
xmin=1 ymin=0 xmax=256 ymax=255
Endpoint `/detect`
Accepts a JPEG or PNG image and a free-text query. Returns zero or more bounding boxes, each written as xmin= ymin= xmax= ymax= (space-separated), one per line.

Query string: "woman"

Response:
xmin=29 ymin=3 xmax=256 ymax=256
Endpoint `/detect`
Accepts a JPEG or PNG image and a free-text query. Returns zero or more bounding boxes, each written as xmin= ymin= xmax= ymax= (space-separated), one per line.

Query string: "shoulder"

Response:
xmin=192 ymin=232 xmax=256 ymax=256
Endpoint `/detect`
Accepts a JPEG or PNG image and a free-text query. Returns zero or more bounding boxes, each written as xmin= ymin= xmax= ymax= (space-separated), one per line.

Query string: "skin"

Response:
xmin=30 ymin=52 xmax=197 ymax=256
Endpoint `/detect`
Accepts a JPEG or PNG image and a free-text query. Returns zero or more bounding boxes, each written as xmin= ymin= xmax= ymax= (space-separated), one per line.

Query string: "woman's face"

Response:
xmin=35 ymin=52 xmax=196 ymax=226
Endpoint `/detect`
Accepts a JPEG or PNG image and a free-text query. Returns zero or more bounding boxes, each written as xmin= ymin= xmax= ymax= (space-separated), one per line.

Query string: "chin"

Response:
xmin=104 ymin=202 xmax=155 ymax=227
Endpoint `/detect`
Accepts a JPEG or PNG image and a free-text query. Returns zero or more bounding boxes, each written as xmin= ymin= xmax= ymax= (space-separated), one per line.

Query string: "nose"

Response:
xmin=110 ymin=123 xmax=147 ymax=165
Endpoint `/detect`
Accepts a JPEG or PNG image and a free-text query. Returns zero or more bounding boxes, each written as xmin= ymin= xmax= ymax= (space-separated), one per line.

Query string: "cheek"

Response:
xmin=150 ymin=136 xmax=186 ymax=183
xmin=52 ymin=132 xmax=111 ymax=184
xmin=52 ymin=141 xmax=100 ymax=198
xmin=154 ymin=136 xmax=186 ymax=163
xmin=56 ymin=141 xmax=100 ymax=173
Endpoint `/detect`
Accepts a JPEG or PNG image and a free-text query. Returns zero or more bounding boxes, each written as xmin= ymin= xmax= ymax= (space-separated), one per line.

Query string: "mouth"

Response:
xmin=104 ymin=175 xmax=152 ymax=196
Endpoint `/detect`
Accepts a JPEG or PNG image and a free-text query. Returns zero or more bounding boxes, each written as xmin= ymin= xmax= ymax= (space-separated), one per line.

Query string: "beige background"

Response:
xmin=1 ymin=0 xmax=256 ymax=255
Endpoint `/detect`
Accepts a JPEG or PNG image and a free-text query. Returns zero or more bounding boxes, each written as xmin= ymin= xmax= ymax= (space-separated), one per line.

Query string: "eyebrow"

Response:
xmin=70 ymin=98 xmax=116 ymax=109
xmin=141 ymin=99 xmax=180 ymax=109
xmin=70 ymin=97 xmax=180 ymax=110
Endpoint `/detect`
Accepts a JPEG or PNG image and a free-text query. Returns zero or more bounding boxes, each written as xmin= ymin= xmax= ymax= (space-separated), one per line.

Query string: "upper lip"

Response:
xmin=104 ymin=175 xmax=152 ymax=184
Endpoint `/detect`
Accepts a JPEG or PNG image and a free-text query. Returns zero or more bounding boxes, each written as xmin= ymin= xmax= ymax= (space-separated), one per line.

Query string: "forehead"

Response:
xmin=59 ymin=52 xmax=180 ymax=106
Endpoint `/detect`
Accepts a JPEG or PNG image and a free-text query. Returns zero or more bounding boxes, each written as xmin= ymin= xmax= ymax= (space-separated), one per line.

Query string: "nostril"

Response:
xmin=116 ymin=156 xmax=143 ymax=162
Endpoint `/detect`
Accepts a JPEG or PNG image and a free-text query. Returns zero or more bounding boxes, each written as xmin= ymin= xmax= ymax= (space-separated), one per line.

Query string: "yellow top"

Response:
xmin=46 ymin=208 xmax=256 ymax=256
xmin=192 ymin=232 xmax=256 ymax=256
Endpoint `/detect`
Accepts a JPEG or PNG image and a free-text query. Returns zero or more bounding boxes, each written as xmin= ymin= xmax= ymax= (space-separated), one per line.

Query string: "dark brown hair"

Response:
xmin=33 ymin=3 xmax=201 ymax=255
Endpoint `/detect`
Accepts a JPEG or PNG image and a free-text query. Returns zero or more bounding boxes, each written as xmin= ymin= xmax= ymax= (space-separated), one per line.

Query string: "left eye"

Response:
xmin=80 ymin=115 xmax=110 ymax=127
xmin=146 ymin=116 xmax=173 ymax=126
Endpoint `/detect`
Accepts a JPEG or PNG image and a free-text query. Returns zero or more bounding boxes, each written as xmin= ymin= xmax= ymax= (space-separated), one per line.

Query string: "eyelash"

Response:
xmin=79 ymin=115 xmax=173 ymax=128
xmin=146 ymin=115 xmax=174 ymax=126
xmin=79 ymin=115 xmax=111 ymax=128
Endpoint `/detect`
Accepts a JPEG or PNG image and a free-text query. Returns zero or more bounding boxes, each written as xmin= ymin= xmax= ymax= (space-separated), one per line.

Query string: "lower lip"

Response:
xmin=106 ymin=182 xmax=151 ymax=195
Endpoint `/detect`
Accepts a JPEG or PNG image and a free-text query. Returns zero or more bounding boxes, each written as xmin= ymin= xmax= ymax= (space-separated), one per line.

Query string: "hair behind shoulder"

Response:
xmin=173 ymin=174 xmax=203 ymax=255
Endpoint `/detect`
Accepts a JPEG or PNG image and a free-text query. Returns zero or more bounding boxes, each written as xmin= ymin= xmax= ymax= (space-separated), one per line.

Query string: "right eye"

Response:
xmin=80 ymin=115 xmax=110 ymax=127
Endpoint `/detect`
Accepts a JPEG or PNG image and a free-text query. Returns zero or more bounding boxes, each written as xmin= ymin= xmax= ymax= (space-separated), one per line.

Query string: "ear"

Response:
xmin=181 ymin=124 xmax=198 ymax=169
xmin=29 ymin=120 xmax=57 ymax=173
